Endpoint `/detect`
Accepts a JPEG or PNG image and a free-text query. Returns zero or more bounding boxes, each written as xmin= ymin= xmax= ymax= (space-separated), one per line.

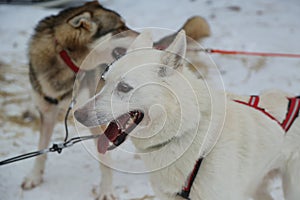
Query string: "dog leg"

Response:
xmin=97 ymin=154 xmax=116 ymax=200
xmin=22 ymin=106 xmax=59 ymax=190
xmin=282 ymin=152 xmax=300 ymax=200
xmin=90 ymin=127 xmax=116 ymax=200
xmin=252 ymin=170 xmax=276 ymax=200
xmin=87 ymin=79 xmax=116 ymax=200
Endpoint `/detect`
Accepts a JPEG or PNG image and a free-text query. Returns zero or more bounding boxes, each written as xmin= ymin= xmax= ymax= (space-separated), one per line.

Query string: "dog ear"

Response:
xmin=68 ymin=12 xmax=95 ymax=31
xmin=159 ymin=30 xmax=186 ymax=77
xmin=163 ymin=30 xmax=186 ymax=66
xmin=127 ymin=30 xmax=153 ymax=53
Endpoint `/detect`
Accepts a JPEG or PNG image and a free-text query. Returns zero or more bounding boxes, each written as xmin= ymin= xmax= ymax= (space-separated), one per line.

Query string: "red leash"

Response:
xmin=59 ymin=46 xmax=300 ymax=74
xmin=189 ymin=48 xmax=300 ymax=58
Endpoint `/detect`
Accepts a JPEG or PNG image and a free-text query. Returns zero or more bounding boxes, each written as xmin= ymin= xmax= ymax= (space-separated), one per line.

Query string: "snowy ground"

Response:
xmin=0 ymin=0 xmax=300 ymax=199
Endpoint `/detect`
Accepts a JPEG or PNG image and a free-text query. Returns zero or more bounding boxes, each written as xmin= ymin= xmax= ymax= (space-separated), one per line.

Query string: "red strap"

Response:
xmin=59 ymin=50 xmax=80 ymax=73
xmin=182 ymin=159 xmax=201 ymax=191
xmin=234 ymin=96 xmax=300 ymax=133
xmin=234 ymin=96 xmax=281 ymax=127
xmin=248 ymin=96 xmax=259 ymax=107
xmin=178 ymin=158 xmax=203 ymax=199
xmin=209 ymin=49 xmax=300 ymax=58
xmin=281 ymin=98 xmax=300 ymax=132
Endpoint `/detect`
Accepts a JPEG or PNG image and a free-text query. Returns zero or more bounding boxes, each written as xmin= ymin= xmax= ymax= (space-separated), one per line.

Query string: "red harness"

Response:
xmin=178 ymin=95 xmax=300 ymax=199
xmin=177 ymin=158 xmax=203 ymax=200
xmin=234 ymin=95 xmax=300 ymax=132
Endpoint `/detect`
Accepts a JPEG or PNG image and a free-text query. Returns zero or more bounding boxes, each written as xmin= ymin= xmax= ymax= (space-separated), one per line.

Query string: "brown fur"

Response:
xmin=29 ymin=1 xmax=129 ymax=100
xmin=182 ymin=16 xmax=210 ymax=41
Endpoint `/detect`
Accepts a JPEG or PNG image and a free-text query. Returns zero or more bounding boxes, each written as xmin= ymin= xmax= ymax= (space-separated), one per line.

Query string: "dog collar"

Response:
xmin=30 ymin=62 xmax=73 ymax=105
xmin=43 ymin=89 xmax=72 ymax=105
xmin=59 ymin=49 xmax=80 ymax=73
xmin=55 ymin=39 xmax=80 ymax=73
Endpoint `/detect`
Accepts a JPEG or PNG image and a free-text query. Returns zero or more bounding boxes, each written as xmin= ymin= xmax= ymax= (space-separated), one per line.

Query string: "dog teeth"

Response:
xmin=129 ymin=117 xmax=135 ymax=124
xmin=125 ymin=118 xmax=134 ymax=129
xmin=125 ymin=122 xmax=129 ymax=129
xmin=117 ymin=112 xmax=140 ymax=133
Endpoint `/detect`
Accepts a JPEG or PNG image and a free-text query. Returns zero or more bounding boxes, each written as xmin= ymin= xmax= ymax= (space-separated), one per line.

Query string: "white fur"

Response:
xmin=75 ymin=31 xmax=300 ymax=200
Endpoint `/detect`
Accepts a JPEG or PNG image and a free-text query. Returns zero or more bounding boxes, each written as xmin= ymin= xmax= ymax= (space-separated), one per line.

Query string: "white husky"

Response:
xmin=74 ymin=31 xmax=300 ymax=200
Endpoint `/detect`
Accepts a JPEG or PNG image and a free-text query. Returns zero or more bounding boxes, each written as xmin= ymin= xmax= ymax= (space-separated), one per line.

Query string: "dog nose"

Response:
xmin=74 ymin=109 xmax=88 ymax=124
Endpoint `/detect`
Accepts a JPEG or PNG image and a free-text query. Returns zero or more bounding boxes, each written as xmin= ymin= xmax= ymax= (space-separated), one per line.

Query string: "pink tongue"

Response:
xmin=97 ymin=134 xmax=110 ymax=154
xmin=97 ymin=122 xmax=119 ymax=154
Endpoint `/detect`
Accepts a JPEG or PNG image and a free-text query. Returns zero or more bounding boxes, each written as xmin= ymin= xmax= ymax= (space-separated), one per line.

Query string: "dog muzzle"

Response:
xmin=98 ymin=110 xmax=144 ymax=154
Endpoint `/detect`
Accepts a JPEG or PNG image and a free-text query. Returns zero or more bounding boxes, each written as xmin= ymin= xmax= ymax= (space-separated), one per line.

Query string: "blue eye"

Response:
xmin=117 ymin=81 xmax=133 ymax=93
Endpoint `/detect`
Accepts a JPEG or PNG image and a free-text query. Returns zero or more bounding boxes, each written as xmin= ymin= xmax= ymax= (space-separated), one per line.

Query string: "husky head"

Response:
xmin=75 ymin=30 xmax=201 ymax=153
xmin=45 ymin=0 xmax=138 ymax=69
xmin=52 ymin=1 xmax=133 ymax=46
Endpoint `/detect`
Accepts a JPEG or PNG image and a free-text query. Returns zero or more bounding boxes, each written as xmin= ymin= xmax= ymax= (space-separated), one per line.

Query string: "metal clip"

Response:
xmin=49 ymin=143 xmax=65 ymax=154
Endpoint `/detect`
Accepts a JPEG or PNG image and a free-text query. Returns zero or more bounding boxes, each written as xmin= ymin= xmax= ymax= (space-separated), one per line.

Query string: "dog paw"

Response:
xmin=21 ymin=174 xmax=43 ymax=190
xmin=95 ymin=193 xmax=116 ymax=200
xmin=92 ymin=186 xmax=117 ymax=200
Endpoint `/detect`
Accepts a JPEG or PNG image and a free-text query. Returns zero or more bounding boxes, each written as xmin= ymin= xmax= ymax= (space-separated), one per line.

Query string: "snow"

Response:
xmin=0 ymin=0 xmax=300 ymax=199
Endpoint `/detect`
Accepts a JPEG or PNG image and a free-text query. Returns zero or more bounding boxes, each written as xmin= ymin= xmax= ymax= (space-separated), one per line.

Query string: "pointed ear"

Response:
xmin=159 ymin=30 xmax=186 ymax=77
xmin=127 ymin=30 xmax=153 ymax=52
xmin=68 ymin=12 xmax=95 ymax=31
xmin=163 ymin=30 xmax=186 ymax=65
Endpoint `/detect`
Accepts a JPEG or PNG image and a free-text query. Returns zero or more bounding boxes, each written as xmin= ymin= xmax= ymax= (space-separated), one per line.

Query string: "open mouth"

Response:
xmin=98 ymin=110 xmax=144 ymax=154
